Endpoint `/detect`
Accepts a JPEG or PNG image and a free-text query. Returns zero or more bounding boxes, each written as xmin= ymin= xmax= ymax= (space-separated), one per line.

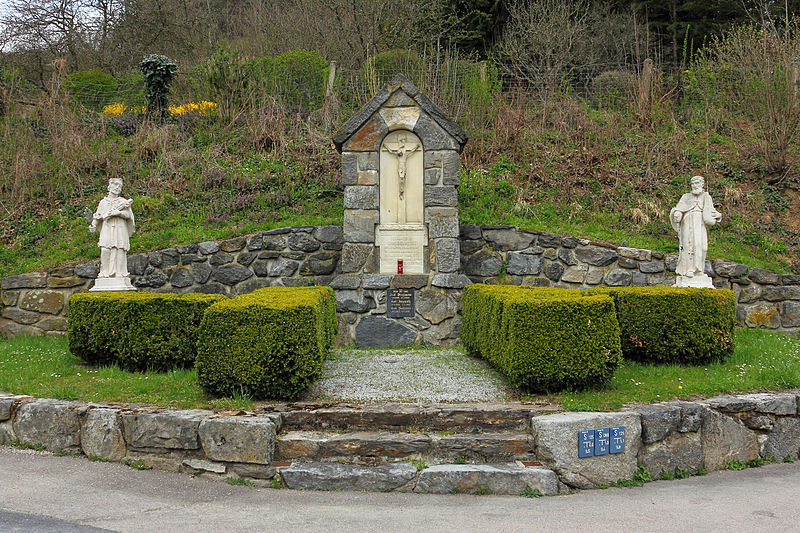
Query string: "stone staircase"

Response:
xmin=269 ymin=402 xmax=565 ymax=494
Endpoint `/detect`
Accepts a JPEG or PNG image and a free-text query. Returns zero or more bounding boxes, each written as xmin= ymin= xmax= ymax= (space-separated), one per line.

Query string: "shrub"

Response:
xmin=64 ymin=70 xmax=117 ymax=110
xmin=269 ymin=49 xmax=328 ymax=111
xmin=196 ymin=286 xmax=336 ymax=400
xmin=587 ymin=287 xmax=736 ymax=365
xmin=462 ymin=285 xmax=622 ymax=392
xmin=193 ymin=45 xmax=255 ymax=120
xmin=67 ymin=292 xmax=226 ymax=371
xmin=140 ymin=54 xmax=179 ymax=118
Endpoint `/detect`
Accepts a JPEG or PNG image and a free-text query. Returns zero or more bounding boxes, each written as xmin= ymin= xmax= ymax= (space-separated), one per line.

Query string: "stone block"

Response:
xmin=357 ymin=151 xmax=379 ymax=171
xmin=122 ymin=410 xmax=212 ymax=450
xmin=392 ymin=275 xmax=429 ymax=289
xmin=37 ymin=317 xmax=68 ymax=332
xmin=198 ymin=241 xmax=220 ymax=254
xmin=176 ymin=244 xmax=198 ymax=255
xmin=344 ymin=186 xmax=379 ymax=210
xmin=575 ymin=246 xmax=618 ymax=266
xmin=605 ymin=269 xmax=632 ymax=286
xmin=212 ymin=264 xmax=254 ymax=285
xmin=219 ymin=237 xmax=247 ymax=252
xmin=585 ymin=270 xmax=604 ymax=285
xmin=1 ymin=321 xmax=43 ymax=338
xmin=199 ymin=416 xmax=276 ymax=464
xmin=781 ymin=301 xmax=800 ymax=327
xmin=209 ymin=251 xmax=234 ymax=266
xmin=13 ymin=399 xmax=81 ymax=451
xmin=665 ymin=255 xmax=678 ymax=272
xmin=342 ymin=152 xmax=358 ymax=185
xmin=531 ymin=411 xmax=641 ymax=489
xmin=433 ymin=238 xmax=460 ymax=273
xmin=483 ymin=229 xmax=535 ymax=251
xmin=181 ymin=458 xmax=226 ymax=475
xmin=426 ymin=208 xmax=459 ymax=239
xmin=81 ymin=408 xmax=126 ymax=461
xmin=234 ymin=278 xmax=271 ymax=296
xmin=127 ymin=254 xmax=149 ymax=276
xmin=701 ymin=408 xmax=759 ymax=470
xmin=228 ymin=463 xmax=277 ymax=480
xmin=561 ymin=265 xmax=588 ymax=284
xmin=743 ymin=303 xmax=781 ymax=328
xmin=340 ymin=244 xmax=374 ymax=273
xmin=170 ymin=268 xmax=194 ymax=288
xmin=1 ymin=290 xmax=19 ymax=306
xmin=762 ymin=286 xmax=800 ymax=301
xmin=713 ymin=261 xmax=748 ymax=278
xmin=237 ymin=251 xmax=257 ymax=266
xmin=725 ymin=393 xmax=797 ymax=415
xmin=314 ymin=225 xmax=344 ymax=244
xmin=1 ymin=308 xmax=40 ymax=325
xmin=459 ymin=224 xmax=483 ymax=240
xmin=267 ymin=257 xmax=299 ymax=278
xmin=639 ymin=261 xmax=665 ymax=273
xmin=343 ymin=113 xmax=388 ymax=152
xmin=748 ymin=267 xmax=780 ymax=285
xmin=0 ymin=398 xmax=13 ymax=421
xmin=335 ymin=290 xmax=374 ymax=313
xmin=617 ymin=247 xmax=651 ymax=261
xmin=760 ymin=417 xmax=800 ymax=459
xmin=286 ymin=233 xmax=319 ymax=253
xmin=631 ymin=272 xmax=648 ymax=286
xmin=558 ymin=248 xmax=577 ymax=265
xmin=355 ymin=316 xmax=417 ymax=347
xmin=635 ymin=405 xmax=680 ymax=444
xmin=432 ymin=274 xmax=472 ymax=289
xmin=639 ymin=431 xmax=703 ymax=477
xmin=413 ymin=113 xmax=459 ymax=150
xmin=464 ymin=250 xmax=502 ymax=277
xmin=47 ymin=276 xmax=84 ymax=288
xmin=300 ymin=252 xmax=338 ymax=276
xmin=363 ymin=275 xmax=391 ymax=290
xmin=417 ymin=288 xmax=458 ymax=325
xmin=1 ymin=272 xmax=47 ymax=290
xmin=282 ymin=463 xmax=417 ymax=492
xmin=75 ymin=263 xmax=100 ymax=278
xmin=0 ymin=420 xmax=15 ymax=444
xmin=330 ymin=275 xmax=362 ymax=290
xmin=618 ymin=257 xmax=637 ymax=269
xmin=192 ymin=262 xmax=212 ymax=284
xmin=343 ymin=210 xmax=378 ymax=243
xmin=357 ymin=170 xmax=378 ymax=185
xmin=424 ymin=186 xmax=458 ymax=207
xmin=262 ymin=235 xmax=288 ymax=251
xmin=19 ymin=290 xmax=64 ymax=314
xmin=425 ymin=167 xmax=442 ymax=186
xmin=543 ymin=261 xmax=564 ymax=282
xmin=415 ymin=464 xmax=558 ymax=495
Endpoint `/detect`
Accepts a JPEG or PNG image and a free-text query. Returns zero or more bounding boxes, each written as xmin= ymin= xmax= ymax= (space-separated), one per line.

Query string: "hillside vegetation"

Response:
xmin=2 ymin=12 xmax=800 ymax=277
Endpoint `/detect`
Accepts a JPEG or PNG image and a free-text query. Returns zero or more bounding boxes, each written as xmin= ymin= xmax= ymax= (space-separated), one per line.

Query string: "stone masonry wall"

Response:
xmin=1 ymin=224 xmax=798 ymax=341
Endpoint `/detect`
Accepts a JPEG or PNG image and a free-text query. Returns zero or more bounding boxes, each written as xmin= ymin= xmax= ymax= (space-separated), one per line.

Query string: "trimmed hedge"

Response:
xmin=196 ymin=286 xmax=336 ymax=400
xmin=67 ymin=292 xmax=227 ymax=372
xmin=587 ymin=287 xmax=736 ymax=365
xmin=462 ymin=285 xmax=622 ymax=392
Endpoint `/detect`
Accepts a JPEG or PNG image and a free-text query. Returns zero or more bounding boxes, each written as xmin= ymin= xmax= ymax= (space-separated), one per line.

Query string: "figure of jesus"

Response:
xmin=90 ymin=178 xmax=135 ymax=281
xmin=670 ymin=175 xmax=721 ymax=288
xmin=382 ymin=134 xmax=421 ymax=200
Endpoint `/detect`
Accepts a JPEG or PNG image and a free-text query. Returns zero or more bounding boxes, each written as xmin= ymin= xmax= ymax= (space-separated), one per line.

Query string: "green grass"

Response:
xmin=0 ymin=328 xmax=798 ymax=410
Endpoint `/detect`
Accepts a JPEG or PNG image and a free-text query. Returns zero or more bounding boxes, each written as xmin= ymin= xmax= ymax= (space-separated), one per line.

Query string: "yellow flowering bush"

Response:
xmin=168 ymin=101 xmax=218 ymax=117
xmin=102 ymin=103 xmax=146 ymax=116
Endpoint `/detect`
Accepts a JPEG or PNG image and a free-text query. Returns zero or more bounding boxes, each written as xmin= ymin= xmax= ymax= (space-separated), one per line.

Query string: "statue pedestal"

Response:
xmin=90 ymin=277 xmax=137 ymax=292
xmin=674 ymin=273 xmax=715 ymax=289
xmin=375 ymin=224 xmax=427 ymax=274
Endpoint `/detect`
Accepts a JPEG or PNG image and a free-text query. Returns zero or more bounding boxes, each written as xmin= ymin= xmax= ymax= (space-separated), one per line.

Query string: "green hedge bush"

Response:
xmin=67 ymin=292 xmax=226 ymax=371
xmin=587 ymin=287 xmax=736 ymax=365
xmin=64 ymin=70 xmax=117 ymax=110
xmin=462 ymin=285 xmax=622 ymax=392
xmin=196 ymin=286 xmax=336 ymax=400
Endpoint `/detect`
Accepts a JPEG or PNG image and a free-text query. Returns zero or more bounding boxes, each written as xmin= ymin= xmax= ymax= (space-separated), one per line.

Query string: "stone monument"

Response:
xmin=334 ymin=74 xmax=468 ymax=276
xmin=670 ymin=175 xmax=721 ymax=288
xmin=89 ymin=177 xmax=137 ymax=291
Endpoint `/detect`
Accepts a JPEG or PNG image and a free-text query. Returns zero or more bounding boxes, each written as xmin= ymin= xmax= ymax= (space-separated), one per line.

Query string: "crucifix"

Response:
xmin=382 ymin=134 xmax=421 ymax=224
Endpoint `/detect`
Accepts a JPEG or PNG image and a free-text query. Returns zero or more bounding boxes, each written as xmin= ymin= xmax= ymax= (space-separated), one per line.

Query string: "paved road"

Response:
xmin=2 ymin=446 xmax=799 ymax=533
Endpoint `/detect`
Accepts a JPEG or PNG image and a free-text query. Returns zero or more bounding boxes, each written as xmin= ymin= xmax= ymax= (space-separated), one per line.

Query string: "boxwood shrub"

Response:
xmin=587 ymin=286 xmax=736 ymax=365
xmin=67 ymin=292 xmax=227 ymax=371
xmin=196 ymin=286 xmax=336 ymax=400
xmin=462 ymin=285 xmax=622 ymax=392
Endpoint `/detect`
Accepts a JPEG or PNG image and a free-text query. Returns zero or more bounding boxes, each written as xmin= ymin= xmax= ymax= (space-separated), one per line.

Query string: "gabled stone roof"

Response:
xmin=333 ymin=74 xmax=468 ymax=153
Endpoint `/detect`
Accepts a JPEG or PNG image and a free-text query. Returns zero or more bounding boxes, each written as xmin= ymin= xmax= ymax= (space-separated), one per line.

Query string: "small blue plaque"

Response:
xmin=578 ymin=429 xmax=595 ymax=458
xmin=594 ymin=427 xmax=610 ymax=455
xmin=610 ymin=425 xmax=626 ymax=454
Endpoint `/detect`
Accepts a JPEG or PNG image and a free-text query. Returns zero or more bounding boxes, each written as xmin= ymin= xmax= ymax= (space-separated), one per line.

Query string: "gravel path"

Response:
xmin=302 ymin=347 xmax=516 ymax=403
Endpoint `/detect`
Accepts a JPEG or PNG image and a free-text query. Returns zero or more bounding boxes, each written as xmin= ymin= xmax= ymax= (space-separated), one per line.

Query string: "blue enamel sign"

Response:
xmin=594 ymin=427 xmax=610 ymax=455
xmin=578 ymin=429 xmax=595 ymax=458
xmin=610 ymin=425 xmax=626 ymax=454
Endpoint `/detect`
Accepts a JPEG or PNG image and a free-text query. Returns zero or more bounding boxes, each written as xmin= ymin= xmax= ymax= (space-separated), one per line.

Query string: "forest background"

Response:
xmin=1 ymin=0 xmax=800 ymax=277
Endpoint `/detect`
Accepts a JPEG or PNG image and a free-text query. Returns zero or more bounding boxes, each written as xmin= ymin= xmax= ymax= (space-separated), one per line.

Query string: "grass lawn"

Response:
xmin=0 ymin=328 xmax=798 ymax=411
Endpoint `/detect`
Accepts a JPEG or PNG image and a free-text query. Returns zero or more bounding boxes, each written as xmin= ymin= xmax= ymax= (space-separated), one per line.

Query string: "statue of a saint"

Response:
xmin=89 ymin=178 xmax=136 ymax=291
xmin=670 ymin=175 xmax=721 ymax=288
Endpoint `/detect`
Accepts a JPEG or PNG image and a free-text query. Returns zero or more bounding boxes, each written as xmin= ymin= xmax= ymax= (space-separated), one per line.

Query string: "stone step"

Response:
xmin=278 ymin=462 xmax=561 ymax=495
xmin=275 ymin=430 xmax=534 ymax=464
xmin=273 ymin=402 xmax=560 ymax=433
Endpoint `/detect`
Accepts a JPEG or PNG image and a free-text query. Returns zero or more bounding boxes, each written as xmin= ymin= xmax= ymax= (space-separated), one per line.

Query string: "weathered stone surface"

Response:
xmin=278 ymin=431 xmax=432 ymax=460
xmin=261 ymin=235 xmax=287 ymax=251
xmin=330 ymin=275 xmax=362 ymax=290
xmin=219 ymin=237 xmax=247 ymax=252
xmin=585 ymin=270 xmax=604 ymax=285
xmin=531 ymin=411 xmax=642 ymax=488
xmin=557 ymin=248 xmax=577 ymax=265
xmin=234 ymin=278 xmax=271 ymax=296
xmin=264 ymin=256 xmax=297 ymax=277
xmin=212 ymin=264 xmax=254 ymax=285
xmin=701 ymin=409 xmax=759 ymax=470
xmin=199 ymin=416 xmax=276 ymax=464
xmin=1 ymin=308 xmax=40 ymax=325
xmin=464 ymin=250 xmax=502 ymax=277
xmin=81 ymin=408 xmax=126 ymax=461
xmin=737 ymin=285 xmax=761 ymax=303
xmin=417 ymin=288 xmax=458 ymax=325
xmin=0 ymin=420 xmax=16 ymax=444
xmin=434 ymin=433 xmax=530 ymax=461
xmin=762 ymin=286 xmax=800 ymax=301
xmin=618 ymin=257 xmax=637 ymax=269
xmin=424 ymin=186 xmax=458 ymax=207
xmin=729 ymin=393 xmax=797 ymax=415
xmin=783 ymin=274 xmax=800 ymax=285
xmin=313 ymin=225 xmax=344 ymax=244
xmin=288 ymin=233 xmax=321 ymax=252
xmin=19 ymin=290 xmax=64 ymax=314
xmin=427 ymin=208 xmax=459 ymax=239
xmin=170 ymin=268 xmax=194 ymax=288
xmin=282 ymin=463 xmax=417 ymax=492
xmin=182 ymin=458 xmax=226 ymax=474
xmin=1 ymin=321 xmax=42 ymax=338
xmin=543 ymin=262 xmax=564 ymax=282
xmin=37 ymin=317 xmax=67 ymax=332
xmin=159 ymin=249 xmax=181 ymax=267
xmin=713 ymin=261 xmax=748 ymax=278
xmin=392 ymin=275 xmax=428 ymax=289
xmin=742 ymin=303 xmax=781 ymax=328
xmin=47 ymin=276 xmax=85 ymax=288
xmin=433 ymin=238 xmax=460 ymax=273
xmin=336 ymin=290 xmax=374 ymax=313
xmin=617 ymin=247 xmax=651 ymax=261
xmin=639 ymin=431 xmax=703 ymax=477
xmin=340 ymin=244 xmax=373 ymax=273
xmin=604 ymin=269 xmax=632 ymax=286
xmin=192 ymin=262 xmax=212 ymax=284
xmin=483 ymin=229 xmax=535 ymax=252
xmin=343 ymin=210 xmax=378 ymax=243
xmin=705 ymin=395 xmax=758 ymax=412
xmin=0 ymin=399 xmax=13 ymax=421
xmin=460 ymin=240 xmax=483 ymax=255
xmin=341 ymin=152 xmax=358 ymax=184
xmin=635 ymin=405 xmax=681 ymax=444
xmin=782 ymin=301 xmax=800 ymax=327
xmin=363 ymin=275 xmax=391 ymax=290
xmin=506 ymin=253 xmax=543 ymax=276
xmin=209 ymin=252 xmax=234 ymax=267
xmin=344 ymin=113 xmax=389 ymax=152
xmin=748 ymin=267 xmax=780 ymax=285
xmin=1 ymin=272 xmax=47 ymax=290
xmin=459 ymin=225 xmax=483 ymax=240
xmin=237 ymin=251 xmax=257 ymax=266
xmin=357 ymin=151 xmax=380 ymax=170
xmin=575 ymin=246 xmax=618 ymax=266
xmin=561 ymin=265 xmax=588 ymax=284
xmin=122 ymin=410 xmax=211 ymax=450
xmin=639 ymin=261 xmax=665 ymax=273
xmin=415 ymin=464 xmax=558 ymax=496
xmin=357 ymin=170 xmax=378 ymax=185
xmin=126 ymin=254 xmax=148 ymax=276
xmin=355 ymin=316 xmax=417 ymax=347
xmin=301 ymin=252 xmax=338 ymax=276
xmin=1 ymin=290 xmax=19 ymax=306
xmin=176 ymin=244 xmax=199 ymax=255
xmin=344 ymin=186 xmax=379 ymax=210
xmin=228 ymin=463 xmax=277 ymax=479
xmin=432 ymin=274 xmax=472 ymax=289
xmin=631 ymin=272 xmax=646 ymax=286
xmin=760 ymin=417 xmax=800 ymax=459
xmin=665 ymin=255 xmax=678 ymax=272
xmin=75 ymin=263 xmax=100 ymax=278
xmin=13 ymin=399 xmax=81 ymax=451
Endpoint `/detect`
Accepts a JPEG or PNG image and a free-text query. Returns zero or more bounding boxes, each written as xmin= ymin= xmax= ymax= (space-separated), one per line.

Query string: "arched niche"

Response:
xmin=379 ymin=130 xmax=424 ymax=225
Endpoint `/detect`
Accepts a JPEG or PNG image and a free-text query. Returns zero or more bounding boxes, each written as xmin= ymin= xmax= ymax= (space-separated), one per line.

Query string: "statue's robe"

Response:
xmin=670 ymin=192 xmax=719 ymax=277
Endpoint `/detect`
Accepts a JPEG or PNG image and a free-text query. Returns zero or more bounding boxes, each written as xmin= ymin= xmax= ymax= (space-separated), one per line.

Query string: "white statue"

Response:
xmin=89 ymin=178 xmax=136 ymax=291
xmin=670 ymin=175 xmax=721 ymax=288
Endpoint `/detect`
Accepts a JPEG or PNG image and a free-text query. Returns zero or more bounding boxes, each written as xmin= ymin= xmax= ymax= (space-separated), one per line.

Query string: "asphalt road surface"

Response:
xmin=2 ymin=446 xmax=799 ymax=533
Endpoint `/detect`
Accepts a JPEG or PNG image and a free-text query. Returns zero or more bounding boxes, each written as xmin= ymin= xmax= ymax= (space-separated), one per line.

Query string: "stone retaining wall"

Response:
xmin=1 ymin=391 xmax=798 ymax=494
xmin=1 ymin=224 xmax=798 ymax=342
